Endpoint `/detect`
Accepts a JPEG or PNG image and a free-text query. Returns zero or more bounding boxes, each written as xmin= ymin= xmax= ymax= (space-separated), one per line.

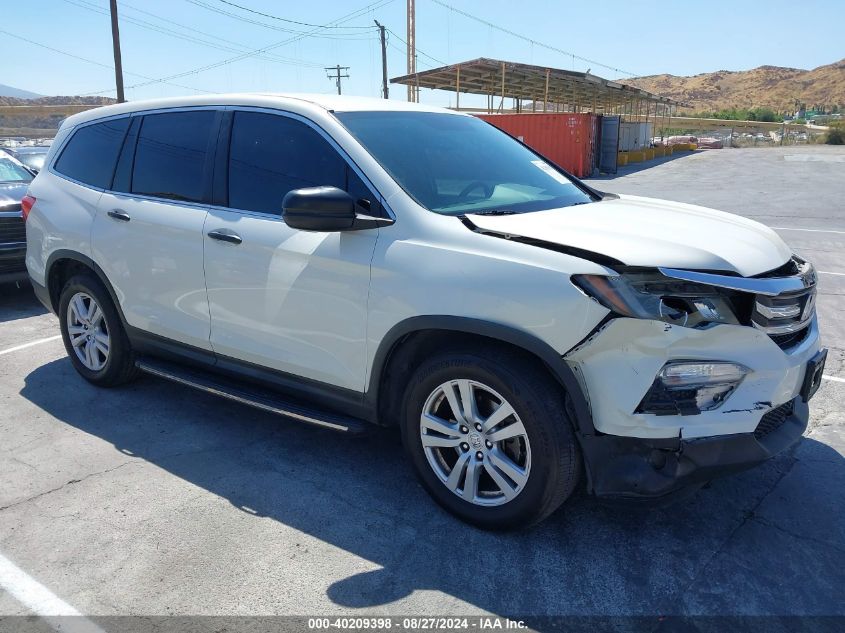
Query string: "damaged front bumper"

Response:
xmin=564 ymin=315 xmax=822 ymax=499
xmin=579 ymin=396 xmax=808 ymax=499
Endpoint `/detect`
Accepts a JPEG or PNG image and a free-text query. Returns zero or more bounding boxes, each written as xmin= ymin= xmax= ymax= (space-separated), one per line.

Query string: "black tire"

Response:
xmin=401 ymin=346 xmax=581 ymax=530
xmin=58 ymin=272 xmax=139 ymax=387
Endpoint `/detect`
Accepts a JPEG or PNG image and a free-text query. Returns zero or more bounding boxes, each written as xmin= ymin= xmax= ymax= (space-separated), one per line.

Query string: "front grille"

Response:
xmin=754 ymin=401 xmax=794 ymax=439
xmin=0 ymin=214 xmax=26 ymax=244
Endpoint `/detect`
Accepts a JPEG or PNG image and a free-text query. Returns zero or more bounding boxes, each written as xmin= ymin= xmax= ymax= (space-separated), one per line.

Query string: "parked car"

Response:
xmin=664 ymin=135 xmax=699 ymax=146
xmin=696 ymin=137 xmax=724 ymax=149
xmin=0 ymin=152 xmax=33 ymax=284
xmin=6 ymin=145 xmax=49 ymax=173
xmin=24 ymin=95 xmax=826 ymax=529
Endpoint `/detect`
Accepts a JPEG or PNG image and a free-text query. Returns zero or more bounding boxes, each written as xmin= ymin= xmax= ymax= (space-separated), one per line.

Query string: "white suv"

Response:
xmin=25 ymin=94 xmax=826 ymax=529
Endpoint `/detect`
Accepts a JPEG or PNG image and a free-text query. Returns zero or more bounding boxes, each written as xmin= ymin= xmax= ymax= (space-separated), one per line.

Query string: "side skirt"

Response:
xmin=135 ymin=356 xmax=371 ymax=435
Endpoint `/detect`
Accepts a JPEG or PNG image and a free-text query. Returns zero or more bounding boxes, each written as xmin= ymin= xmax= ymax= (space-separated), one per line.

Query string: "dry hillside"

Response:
xmin=0 ymin=95 xmax=116 ymax=107
xmin=625 ymin=59 xmax=845 ymax=113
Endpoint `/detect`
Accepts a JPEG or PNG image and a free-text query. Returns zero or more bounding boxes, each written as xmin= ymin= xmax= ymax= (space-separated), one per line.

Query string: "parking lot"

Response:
xmin=1 ymin=146 xmax=843 ymax=628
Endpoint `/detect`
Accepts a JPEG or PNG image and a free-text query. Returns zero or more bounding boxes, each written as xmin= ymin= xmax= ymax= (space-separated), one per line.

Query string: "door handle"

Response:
xmin=207 ymin=228 xmax=242 ymax=245
xmin=107 ymin=209 xmax=131 ymax=222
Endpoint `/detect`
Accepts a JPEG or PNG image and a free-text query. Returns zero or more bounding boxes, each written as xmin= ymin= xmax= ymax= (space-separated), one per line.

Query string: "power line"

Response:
xmin=386 ymin=39 xmax=437 ymax=71
xmin=384 ymin=27 xmax=445 ymax=67
xmin=116 ymin=0 xmax=326 ymax=66
xmin=0 ymin=29 xmax=214 ymax=95
xmin=184 ymin=0 xmax=376 ymax=39
xmin=428 ymin=0 xmax=637 ymax=77
xmin=214 ymin=0 xmax=375 ymax=29
xmin=116 ymin=0 xmax=396 ymax=92
xmin=62 ymin=0 xmax=326 ymax=68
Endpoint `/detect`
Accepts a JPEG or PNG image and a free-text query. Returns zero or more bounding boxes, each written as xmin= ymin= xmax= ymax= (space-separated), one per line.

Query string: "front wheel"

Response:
xmin=401 ymin=348 xmax=581 ymax=530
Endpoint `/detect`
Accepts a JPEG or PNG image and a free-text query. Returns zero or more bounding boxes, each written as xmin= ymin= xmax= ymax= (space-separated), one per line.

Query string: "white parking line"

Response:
xmin=823 ymin=375 xmax=845 ymax=383
xmin=0 ymin=551 xmax=106 ymax=632
xmin=0 ymin=335 xmax=62 ymax=357
xmin=771 ymin=227 xmax=845 ymax=235
xmin=819 ymin=271 xmax=845 ymax=276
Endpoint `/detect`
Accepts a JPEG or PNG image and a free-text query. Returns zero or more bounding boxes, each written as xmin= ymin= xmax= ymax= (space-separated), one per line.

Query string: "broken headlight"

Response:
xmin=571 ymin=272 xmax=740 ymax=328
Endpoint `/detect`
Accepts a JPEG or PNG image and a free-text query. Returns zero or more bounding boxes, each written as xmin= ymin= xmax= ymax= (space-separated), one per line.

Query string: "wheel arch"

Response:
xmin=367 ymin=316 xmax=595 ymax=437
xmin=45 ymin=250 xmax=127 ymax=326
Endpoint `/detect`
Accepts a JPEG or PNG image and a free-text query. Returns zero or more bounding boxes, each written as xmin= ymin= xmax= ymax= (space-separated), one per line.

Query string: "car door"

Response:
xmin=203 ymin=109 xmax=380 ymax=392
xmin=92 ymin=108 xmax=221 ymax=351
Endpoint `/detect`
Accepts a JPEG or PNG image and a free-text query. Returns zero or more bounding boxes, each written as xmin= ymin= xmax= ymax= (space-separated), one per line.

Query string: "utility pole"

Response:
xmin=109 ymin=0 xmax=125 ymax=103
xmin=374 ymin=20 xmax=388 ymax=99
xmin=325 ymin=65 xmax=350 ymax=95
xmin=407 ymin=0 xmax=416 ymax=102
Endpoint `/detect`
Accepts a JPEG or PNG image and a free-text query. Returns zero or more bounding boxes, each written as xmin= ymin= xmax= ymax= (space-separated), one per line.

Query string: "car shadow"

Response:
xmin=0 ymin=281 xmax=47 ymax=323
xmin=18 ymin=358 xmax=845 ymax=623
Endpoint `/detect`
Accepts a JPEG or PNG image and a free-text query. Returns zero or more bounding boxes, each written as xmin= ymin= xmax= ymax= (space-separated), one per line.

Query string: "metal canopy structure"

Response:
xmin=390 ymin=57 xmax=682 ymax=115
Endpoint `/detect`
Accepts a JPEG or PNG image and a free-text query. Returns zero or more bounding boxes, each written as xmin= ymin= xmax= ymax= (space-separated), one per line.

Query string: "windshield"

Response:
xmin=0 ymin=156 xmax=33 ymax=183
xmin=336 ymin=111 xmax=594 ymax=215
xmin=19 ymin=153 xmax=46 ymax=172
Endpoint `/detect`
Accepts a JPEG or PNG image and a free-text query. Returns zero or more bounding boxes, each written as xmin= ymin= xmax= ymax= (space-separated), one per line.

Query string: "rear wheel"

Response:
xmin=402 ymin=347 xmax=581 ymax=530
xmin=58 ymin=273 xmax=139 ymax=387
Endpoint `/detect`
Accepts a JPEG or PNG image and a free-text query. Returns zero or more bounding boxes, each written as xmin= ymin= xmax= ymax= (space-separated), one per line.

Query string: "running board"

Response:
xmin=135 ymin=357 xmax=370 ymax=435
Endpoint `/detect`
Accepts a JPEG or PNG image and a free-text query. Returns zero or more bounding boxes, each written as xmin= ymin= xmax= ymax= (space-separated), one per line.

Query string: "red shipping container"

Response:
xmin=474 ymin=113 xmax=598 ymax=178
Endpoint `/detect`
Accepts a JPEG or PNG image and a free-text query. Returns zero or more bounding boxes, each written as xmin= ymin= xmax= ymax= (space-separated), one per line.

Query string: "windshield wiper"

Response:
xmin=470 ymin=209 xmax=516 ymax=216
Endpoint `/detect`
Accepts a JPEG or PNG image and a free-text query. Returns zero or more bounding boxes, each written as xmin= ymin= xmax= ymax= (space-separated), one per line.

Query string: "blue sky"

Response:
xmin=2 ymin=0 xmax=843 ymax=107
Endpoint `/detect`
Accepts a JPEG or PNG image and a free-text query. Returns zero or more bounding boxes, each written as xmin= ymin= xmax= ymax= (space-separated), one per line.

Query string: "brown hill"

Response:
xmin=0 ymin=95 xmax=117 ymax=107
xmin=625 ymin=59 xmax=845 ymax=113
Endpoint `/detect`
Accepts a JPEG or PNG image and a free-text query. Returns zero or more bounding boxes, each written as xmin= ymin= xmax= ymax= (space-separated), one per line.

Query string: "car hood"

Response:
xmin=0 ymin=182 xmax=29 ymax=209
xmin=466 ymin=194 xmax=792 ymax=277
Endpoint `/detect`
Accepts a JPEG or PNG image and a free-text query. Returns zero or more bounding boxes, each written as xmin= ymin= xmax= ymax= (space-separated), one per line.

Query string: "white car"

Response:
xmin=24 ymin=94 xmax=826 ymax=529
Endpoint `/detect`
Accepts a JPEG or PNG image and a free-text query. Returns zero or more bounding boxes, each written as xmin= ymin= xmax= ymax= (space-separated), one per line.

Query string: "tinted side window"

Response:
xmin=228 ymin=112 xmax=347 ymax=214
xmin=132 ymin=111 xmax=215 ymax=202
xmin=54 ymin=117 xmax=130 ymax=188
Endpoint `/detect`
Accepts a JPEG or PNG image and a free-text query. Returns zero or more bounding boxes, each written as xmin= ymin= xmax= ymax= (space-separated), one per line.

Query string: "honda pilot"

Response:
xmin=25 ymin=94 xmax=826 ymax=529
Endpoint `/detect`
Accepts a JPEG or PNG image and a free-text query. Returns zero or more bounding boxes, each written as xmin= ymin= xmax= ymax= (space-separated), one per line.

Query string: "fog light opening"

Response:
xmin=637 ymin=361 xmax=748 ymax=416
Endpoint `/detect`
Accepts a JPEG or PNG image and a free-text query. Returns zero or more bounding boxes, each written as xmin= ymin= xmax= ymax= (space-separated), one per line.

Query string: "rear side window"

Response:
xmin=54 ymin=117 xmax=129 ymax=189
xmin=227 ymin=111 xmax=346 ymax=214
xmin=132 ymin=111 xmax=215 ymax=202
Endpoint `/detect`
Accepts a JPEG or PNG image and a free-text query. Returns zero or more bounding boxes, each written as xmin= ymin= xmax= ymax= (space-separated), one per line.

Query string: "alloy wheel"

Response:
xmin=66 ymin=292 xmax=110 ymax=371
xmin=420 ymin=379 xmax=531 ymax=507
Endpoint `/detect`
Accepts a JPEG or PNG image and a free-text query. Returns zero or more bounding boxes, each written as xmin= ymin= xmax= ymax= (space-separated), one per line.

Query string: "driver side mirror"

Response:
xmin=282 ymin=186 xmax=393 ymax=232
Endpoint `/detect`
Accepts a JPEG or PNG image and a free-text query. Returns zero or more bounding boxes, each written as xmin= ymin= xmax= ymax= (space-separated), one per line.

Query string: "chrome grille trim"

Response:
xmin=659 ymin=260 xmax=816 ymax=296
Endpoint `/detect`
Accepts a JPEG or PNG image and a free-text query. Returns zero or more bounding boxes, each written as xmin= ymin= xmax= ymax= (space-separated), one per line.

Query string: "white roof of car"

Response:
xmin=62 ymin=93 xmax=461 ymax=128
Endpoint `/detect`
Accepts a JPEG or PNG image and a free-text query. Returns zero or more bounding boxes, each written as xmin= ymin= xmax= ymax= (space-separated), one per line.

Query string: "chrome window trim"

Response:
xmin=103 ymin=191 xmax=216 ymax=213
xmin=658 ymin=263 xmax=816 ymax=297
xmin=219 ymin=105 xmax=396 ymax=222
xmin=0 ymin=210 xmax=23 ymax=218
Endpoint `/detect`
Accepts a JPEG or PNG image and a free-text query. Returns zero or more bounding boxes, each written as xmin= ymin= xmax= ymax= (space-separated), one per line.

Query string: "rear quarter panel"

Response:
xmin=25 ymin=127 xmax=102 ymax=286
